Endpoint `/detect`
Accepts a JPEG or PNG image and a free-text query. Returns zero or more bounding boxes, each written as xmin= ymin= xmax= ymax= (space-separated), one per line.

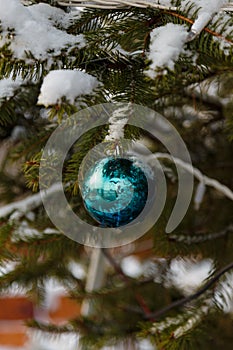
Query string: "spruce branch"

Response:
xmin=164 ymin=10 xmax=233 ymax=44
xmin=145 ymin=260 xmax=233 ymax=320
xmin=70 ymin=276 xmax=154 ymax=300
xmin=102 ymin=248 xmax=153 ymax=318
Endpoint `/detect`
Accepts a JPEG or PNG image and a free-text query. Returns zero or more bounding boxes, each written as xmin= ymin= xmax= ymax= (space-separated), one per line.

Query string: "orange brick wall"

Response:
xmin=0 ymin=296 xmax=81 ymax=347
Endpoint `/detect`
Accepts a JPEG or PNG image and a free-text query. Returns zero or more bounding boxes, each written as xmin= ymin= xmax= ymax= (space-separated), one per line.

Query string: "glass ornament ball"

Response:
xmin=79 ymin=157 xmax=148 ymax=227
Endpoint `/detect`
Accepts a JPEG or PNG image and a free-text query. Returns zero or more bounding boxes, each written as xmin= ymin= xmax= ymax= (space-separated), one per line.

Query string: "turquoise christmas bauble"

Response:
xmin=80 ymin=157 xmax=148 ymax=227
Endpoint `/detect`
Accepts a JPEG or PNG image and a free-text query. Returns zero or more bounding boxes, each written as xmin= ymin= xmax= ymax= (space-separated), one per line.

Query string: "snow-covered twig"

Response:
xmin=150 ymin=301 xmax=211 ymax=338
xmin=194 ymin=180 xmax=206 ymax=210
xmin=57 ymin=0 xmax=177 ymax=9
xmin=57 ymin=0 xmax=233 ymax=12
xmin=173 ymin=303 xmax=210 ymax=338
xmin=153 ymin=153 xmax=233 ymax=201
xmin=169 ymin=224 xmax=233 ymax=244
xmin=187 ymin=1 xmax=229 ymax=41
xmin=187 ymin=12 xmax=214 ymax=41
xmin=0 ymin=183 xmax=60 ymax=219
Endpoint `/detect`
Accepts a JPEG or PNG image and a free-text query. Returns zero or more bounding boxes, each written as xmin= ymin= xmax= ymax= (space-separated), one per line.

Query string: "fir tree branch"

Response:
xmin=145 ymin=260 xmax=233 ymax=320
xmin=165 ymin=10 xmax=233 ymax=44
xmin=102 ymin=248 xmax=128 ymax=282
xmin=102 ymin=248 xmax=152 ymax=317
xmin=71 ymin=276 xmax=154 ymax=300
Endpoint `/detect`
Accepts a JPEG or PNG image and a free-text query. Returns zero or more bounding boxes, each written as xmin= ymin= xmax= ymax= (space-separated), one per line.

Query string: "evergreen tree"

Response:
xmin=0 ymin=0 xmax=233 ymax=349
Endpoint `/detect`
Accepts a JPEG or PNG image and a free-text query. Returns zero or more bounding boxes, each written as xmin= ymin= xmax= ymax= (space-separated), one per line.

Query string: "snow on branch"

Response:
xmin=0 ymin=0 xmax=84 ymax=63
xmin=145 ymin=1 xmax=232 ymax=77
xmin=153 ymin=153 xmax=233 ymax=201
xmin=146 ymin=23 xmax=188 ymax=78
xmin=181 ymin=0 xmax=228 ymax=13
xmin=186 ymin=0 xmax=229 ymax=40
xmin=0 ymin=183 xmax=60 ymax=220
xmin=0 ymin=76 xmax=24 ymax=100
xmin=150 ymin=302 xmax=211 ymax=339
xmin=37 ymin=70 xmax=100 ymax=107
